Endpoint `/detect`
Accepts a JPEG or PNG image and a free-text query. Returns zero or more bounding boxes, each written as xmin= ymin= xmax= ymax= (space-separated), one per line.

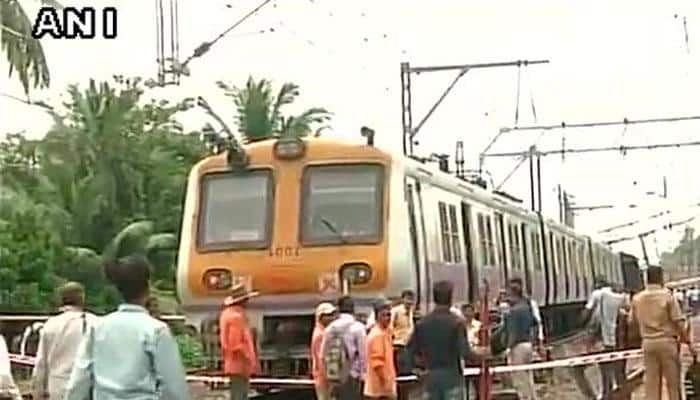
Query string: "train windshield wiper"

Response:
xmin=320 ymin=217 xmax=348 ymax=244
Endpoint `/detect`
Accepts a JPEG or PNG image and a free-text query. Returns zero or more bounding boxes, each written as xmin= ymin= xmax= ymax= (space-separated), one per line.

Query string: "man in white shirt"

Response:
xmin=583 ymin=278 xmax=627 ymax=398
xmin=32 ymin=282 xmax=99 ymax=400
xmin=0 ymin=333 xmax=22 ymax=400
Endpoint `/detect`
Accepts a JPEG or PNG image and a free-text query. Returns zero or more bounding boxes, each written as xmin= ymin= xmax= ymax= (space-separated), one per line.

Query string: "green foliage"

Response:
xmin=0 ymin=0 xmax=55 ymax=94
xmin=218 ymin=76 xmax=332 ymax=142
xmin=0 ymin=73 xmax=327 ymax=314
xmin=0 ymin=76 xmax=207 ymax=312
xmin=175 ymin=334 xmax=205 ymax=370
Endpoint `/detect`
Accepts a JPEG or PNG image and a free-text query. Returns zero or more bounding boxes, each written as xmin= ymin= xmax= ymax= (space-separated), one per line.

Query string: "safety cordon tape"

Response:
xmin=4 ymin=347 xmax=662 ymax=384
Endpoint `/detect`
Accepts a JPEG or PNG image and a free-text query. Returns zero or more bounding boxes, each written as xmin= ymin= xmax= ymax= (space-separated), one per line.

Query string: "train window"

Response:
xmin=531 ymin=232 xmax=542 ymax=270
xmin=448 ymin=205 xmax=462 ymax=263
xmin=300 ymin=164 xmax=384 ymax=245
xmin=438 ymin=202 xmax=453 ymax=262
xmin=477 ymin=213 xmax=495 ymax=265
xmin=509 ymin=224 xmax=521 ymax=270
xmin=477 ymin=214 xmax=487 ymax=265
xmin=198 ymin=169 xmax=273 ymax=250
xmin=485 ymin=216 xmax=496 ymax=265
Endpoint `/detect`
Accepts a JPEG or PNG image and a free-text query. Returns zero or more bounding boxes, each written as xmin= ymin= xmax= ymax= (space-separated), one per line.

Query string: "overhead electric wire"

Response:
xmin=499 ymin=115 xmax=700 ymax=133
xmin=181 ymin=0 xmax=274 ymax=68
xmin=605 ymin=216 xmax=697 ymax=245
xmin=483 ymin=139 xmax=700 ymax=158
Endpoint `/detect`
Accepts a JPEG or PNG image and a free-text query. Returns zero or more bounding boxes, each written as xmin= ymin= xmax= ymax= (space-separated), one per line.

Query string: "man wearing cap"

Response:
xmin=311 ymin=303 xmax=337 ymax=400
xmin=219 ymin=283 xmax=260 ymax=400
xmin=32 ymin=282 xmax=99 ymax=400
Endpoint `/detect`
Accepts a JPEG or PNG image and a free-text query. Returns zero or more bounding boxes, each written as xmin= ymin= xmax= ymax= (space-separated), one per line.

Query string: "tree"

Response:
xmin=0 ymin=76 xmax=208 ymax=311
xmin=0 ymin=0 xmax=61 ymax=94
xmin=217 ymin=76 xmax=332 ymax=142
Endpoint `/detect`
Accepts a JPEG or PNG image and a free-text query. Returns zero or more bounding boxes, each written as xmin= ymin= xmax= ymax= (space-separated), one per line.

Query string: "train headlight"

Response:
xmin=273 ymin=137 xmax=306 ymax=160
xmin=340 ymin=263 xmax=372 ymax=286
xmin=203 ymin=269 xmax=233 ymax=291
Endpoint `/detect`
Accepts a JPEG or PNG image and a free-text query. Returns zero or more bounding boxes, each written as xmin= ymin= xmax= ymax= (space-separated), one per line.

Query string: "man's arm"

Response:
xmin=63 ymin=333 xmax=92 ymax=400
xmin=668 ymin=295 xmax=692 ymax=347
xmin=530 ymin=300 xmax=545 ymax=343
xmin=367 ymin=334 xmax=386 ymax=383
xmin=581 ymin=291 xmax=599 ymax=325
xmin=152 ymin=327 xmax=191 ymax=400
xmin=31 ymin=328 xmax=50 ymax=399
xmin=222 ymin=314 xmax=248 ymax=358
xmin=456 ymin=320 xmax=471 ymax=361
xmin=355 ymin=324 xmax=368 ymax=376
xmin=404 ymin=323 xmax=420 ymax=372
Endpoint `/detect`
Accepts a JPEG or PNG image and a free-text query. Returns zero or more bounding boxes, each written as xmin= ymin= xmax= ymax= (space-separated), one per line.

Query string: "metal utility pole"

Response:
xmin=400 ymin=59 xmax=549 ymax=156
xmin=639 ymin=235 xmax=651 ymax=267
xmin=155 ymin=0 xmax=181 ymax=86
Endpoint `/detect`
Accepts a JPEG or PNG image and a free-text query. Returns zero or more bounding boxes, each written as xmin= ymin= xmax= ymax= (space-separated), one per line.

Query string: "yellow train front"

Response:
xmin=176 ymin=136 xmax=396 ymax=375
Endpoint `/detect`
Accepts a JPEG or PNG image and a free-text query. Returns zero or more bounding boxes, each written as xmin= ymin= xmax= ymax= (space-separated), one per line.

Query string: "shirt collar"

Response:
xmin=118 ymin=304 xmax=149 ymax=313
xmin=58 ymin=305 xmax=82 ymax=313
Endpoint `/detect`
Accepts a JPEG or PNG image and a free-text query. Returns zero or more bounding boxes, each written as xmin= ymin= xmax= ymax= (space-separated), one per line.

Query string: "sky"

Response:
xmin=2 ymin=0 xmax=700 ymax=263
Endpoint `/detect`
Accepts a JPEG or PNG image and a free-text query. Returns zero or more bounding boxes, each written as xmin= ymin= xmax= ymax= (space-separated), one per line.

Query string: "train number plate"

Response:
xmin=268 ymin=246 xmax=300 ymax=258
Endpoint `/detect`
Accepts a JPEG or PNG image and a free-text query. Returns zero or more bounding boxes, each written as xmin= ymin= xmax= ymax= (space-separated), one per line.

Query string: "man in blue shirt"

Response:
xmin=64 ymin=256 xmax=190 ymax=400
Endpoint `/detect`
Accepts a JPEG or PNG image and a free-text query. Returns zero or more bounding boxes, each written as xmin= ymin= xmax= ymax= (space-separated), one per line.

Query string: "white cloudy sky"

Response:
xmin=2 ymin=0 xmax=700 ymax=262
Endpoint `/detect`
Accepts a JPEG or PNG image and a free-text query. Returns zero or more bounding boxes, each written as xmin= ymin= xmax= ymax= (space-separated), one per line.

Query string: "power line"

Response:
xmin=605 ymin=216 xmax=696 ymax=245
xmin=499 ymin=115 xmax=700 ymax=134
xmin=181 ymin=0 xmax=274 ymax=68
xmin=483 ymin=139 xmax=700 ymax=158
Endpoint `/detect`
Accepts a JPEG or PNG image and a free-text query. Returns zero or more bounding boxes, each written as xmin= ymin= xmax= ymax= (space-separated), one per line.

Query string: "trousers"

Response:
xmin=508 ymin=342 xmax=537 ymax=400
xmin=229 ymin=376 xmax=250 ymax=400
xmin=642 ymin=337 xmax=681 ymax=400
xmin=599 ymin=345 xmax=626 ymax=397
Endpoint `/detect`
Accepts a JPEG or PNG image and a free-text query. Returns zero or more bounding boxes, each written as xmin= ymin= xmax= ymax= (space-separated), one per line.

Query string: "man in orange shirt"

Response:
xmin=219 ymin=283 xmax=260 ymax=400
xmin=311 ymin=302 xmax=337 ymax=400
xmin=365 ymin=300 xmax=397 ymax=400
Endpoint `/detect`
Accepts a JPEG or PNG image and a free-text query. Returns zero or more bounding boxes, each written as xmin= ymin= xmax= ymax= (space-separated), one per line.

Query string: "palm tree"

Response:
xmin=217 ymin=76 xmax=332 ymax=143
xmin=0 ymin=0 xmax=60 ymax=94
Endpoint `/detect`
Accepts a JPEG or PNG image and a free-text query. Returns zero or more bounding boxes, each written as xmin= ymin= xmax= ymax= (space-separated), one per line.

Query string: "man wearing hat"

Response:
xmin=32 ymin=282 xmax=99 ymax=400
xmin=311 ymin=303 xmax=337 ymax=400
xmin=219 ymin=282 xmax=260 ymax=400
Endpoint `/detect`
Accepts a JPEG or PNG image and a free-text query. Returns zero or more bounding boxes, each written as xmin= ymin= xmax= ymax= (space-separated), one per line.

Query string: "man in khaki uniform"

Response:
xmin=629 ymin=266 xmax=696 ymax=400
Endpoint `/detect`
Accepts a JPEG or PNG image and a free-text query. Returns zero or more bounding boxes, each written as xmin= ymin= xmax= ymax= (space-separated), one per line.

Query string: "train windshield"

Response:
xmin=301 ymin=164 xmax=384 ymax=245
xmin=198 ymin=170 xmax=272 ymax=249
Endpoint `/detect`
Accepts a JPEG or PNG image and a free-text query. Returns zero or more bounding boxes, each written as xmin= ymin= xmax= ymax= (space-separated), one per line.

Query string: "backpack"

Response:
xmin=322 ymin=322 xmax=353 ymax=385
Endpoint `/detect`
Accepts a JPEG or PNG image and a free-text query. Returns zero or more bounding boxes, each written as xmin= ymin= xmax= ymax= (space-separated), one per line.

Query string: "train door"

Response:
xmin=548 ymin=231 xmax=558 ymax=304
xmin=520 ymin=223 xmax=533 ymax=296
xmin=407 ymin=178 xmax=431 ymax=312
xmin=461 ymin=202 xmax=476 ymax=302
xmin=495 ymin=212 xmax=508 ymax=282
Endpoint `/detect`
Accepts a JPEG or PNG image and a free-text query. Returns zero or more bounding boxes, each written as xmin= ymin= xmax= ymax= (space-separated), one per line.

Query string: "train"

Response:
xmin=176 ymin=134 xmax=649 ymax=374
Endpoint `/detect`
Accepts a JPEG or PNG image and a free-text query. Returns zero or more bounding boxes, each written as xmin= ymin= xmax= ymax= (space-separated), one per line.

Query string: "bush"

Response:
xmin=176 ymin=333 xmax=205 ymax=370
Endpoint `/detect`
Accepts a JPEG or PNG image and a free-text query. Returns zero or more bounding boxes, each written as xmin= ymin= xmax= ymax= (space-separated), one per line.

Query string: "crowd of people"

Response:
xmin=0 ymin=262 xmax=697 ymax=400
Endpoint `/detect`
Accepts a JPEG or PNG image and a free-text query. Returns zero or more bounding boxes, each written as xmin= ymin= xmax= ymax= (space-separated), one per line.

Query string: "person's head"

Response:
xmin=594 ymin=276 xmax=607 ymax=289
xmin=337 ymin=295 xmax=355 ymax=314
xmin=374 ymin=300 xmax=392 ymax=328
xmin=647 ymin=266 xmax=664 ymax=285
xmin=315 ymin=302 xmax=337 ymax=327
xmin=145 ymin=296 xmax=161 ymax=318
xmin=461 ymin=303 xmax=476 ymax=321
xmin=508 ymin=277 xmax=524 ymax=297
xmin=401 ymin=290 xmax=415 ymax=308
xmin=104 ymin=255 xmax=151 ymax=305
xmin=58 ymin=282 xmax=85 ymax=308
xmin=433 ymin=280 xmax=453 ymax=306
